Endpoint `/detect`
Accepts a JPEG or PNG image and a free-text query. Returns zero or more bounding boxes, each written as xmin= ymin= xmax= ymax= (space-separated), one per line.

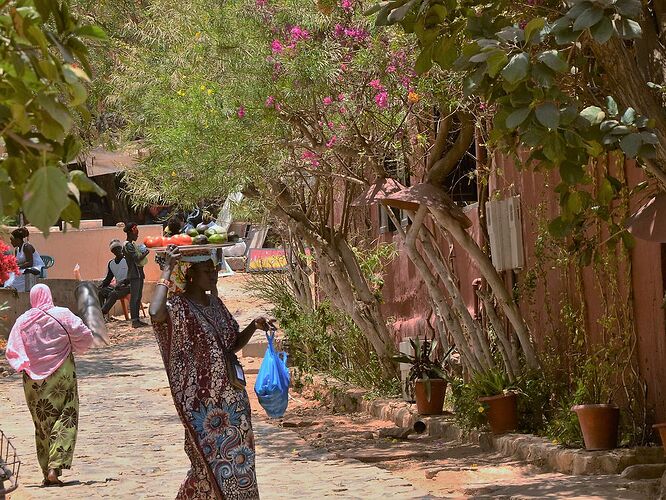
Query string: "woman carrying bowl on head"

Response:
xmin=150 ymin=244 xmax=272 ymax=499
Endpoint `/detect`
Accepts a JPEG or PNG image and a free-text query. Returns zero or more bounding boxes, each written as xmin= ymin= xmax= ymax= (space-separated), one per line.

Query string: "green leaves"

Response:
xmin=537 ymin=50 xmax=567 ymax=73
xmin=0 ymin=0 xmax=101 ymax=232
xmin=535 ymin=102 xmax=560 ymax=129
xmin=506 ymin=107 xmax=531 ymax=129
xmin=578 ymin=106 xmax=605 ymax=126
xmin=501 ymin=52 xmax=529 ymax=84
xmin=22 ymin=167 xmax=71 ymax=232
xmin=572 ymin=6 xmax=604 ymax=31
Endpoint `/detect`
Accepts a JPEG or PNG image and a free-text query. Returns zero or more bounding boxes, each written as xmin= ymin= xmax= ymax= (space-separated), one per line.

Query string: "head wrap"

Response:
xmin=156 ymin=248 xmax=223 ymax=294
xmin=123 ymin=222 xmax=139 ymax=234
xmin=5 ymin=284 xmax=93 ymax=380
xmin=109 ymin=239 xmax=123 ymax=251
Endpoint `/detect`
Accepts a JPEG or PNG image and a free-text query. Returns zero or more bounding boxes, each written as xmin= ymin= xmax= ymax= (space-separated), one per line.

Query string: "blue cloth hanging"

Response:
xmin=254 ymin=330 xmax=290 ymax=418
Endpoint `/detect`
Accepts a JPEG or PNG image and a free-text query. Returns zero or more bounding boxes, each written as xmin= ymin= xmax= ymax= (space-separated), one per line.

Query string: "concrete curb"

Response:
xmin=305 ymin=376 xmax=666 ymax=476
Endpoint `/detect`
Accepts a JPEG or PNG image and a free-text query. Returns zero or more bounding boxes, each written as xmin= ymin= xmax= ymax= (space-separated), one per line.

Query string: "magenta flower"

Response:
xmin=290 ymin=26 xmax=310 ymax=41
xmin=326 ymin=135 xmax=337 ymax=148
xmin=237 ymin=106 xmax=246 ymax=118
xmin=369 ymin=79 xmax=383 ymax=90
xmin=340 ymin=0 xmax=352 ymax=12
xmin=334 ymin=24 xmax=345 ymax=38
xmin=271 ymin=39 xmax=284 ymax=53
xmin=265 ymin=95 xmax=275 ymax=107
xmin=337 ymin=93 xmax=345 ymax=101
xmin=256 ymin=0 xmax=267 ymax=5
xmin=323 ymin=96 xmax=333 ymax=106
xmin=375 ymin=91 xmax=388 ymax=108
xmin=386 ymin=64 xmax=396 ymax=73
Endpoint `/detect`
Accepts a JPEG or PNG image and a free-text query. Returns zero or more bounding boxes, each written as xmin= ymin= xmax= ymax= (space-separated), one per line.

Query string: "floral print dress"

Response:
xmin=22 ymin=354 xmax=79 ymax=478
xmin=153 ymin=294 xmax=259 ymax=499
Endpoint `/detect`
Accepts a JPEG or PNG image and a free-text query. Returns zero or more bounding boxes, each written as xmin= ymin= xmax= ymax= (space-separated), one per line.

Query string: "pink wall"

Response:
xmin=3 ymin=224 xmax=164 ymax=282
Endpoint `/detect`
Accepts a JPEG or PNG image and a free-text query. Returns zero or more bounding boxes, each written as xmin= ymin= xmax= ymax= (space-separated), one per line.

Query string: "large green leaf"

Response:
xmin=22 ymin=166 xmax=70 ymax=232
xmin=501 ymin=52 xmax=529 ymax=84
xmin=578 ymin=106 xmax=605 ymax=126
xmin=415 ymin=44 xmax=434 ymax=75
xmin=535 ymin=102 xmax=560 ymax=129
xmin=537 ymin=50 xmax=567 ymax=73
xmin=506 ymin=107 xmax=531 ymax=129
xmin=74 ymin=25 xmax=108 ymax=40
xmin=613 ymin=0 xmax=642 ymax=18
xmin=590 ymin=16 xmax=614 ymax=44
xmin=619 ymin=133 xmax=642 ymax=157
xmin=433 ymin=36 xmax=457 ymax=70
xmin=69 ymin=170 xmax=106 ymax=196
xmin=572 ymin=7 xmax=605 ymax=31
xmin=524 ymin=17 xmax=545 ymax=43
xmin=486 ymin=50 xmax=508 ymax=78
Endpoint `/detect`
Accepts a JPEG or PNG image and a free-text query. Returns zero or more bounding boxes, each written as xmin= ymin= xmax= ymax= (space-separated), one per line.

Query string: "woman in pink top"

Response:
xmin=6 ymin=284 xmax=93 ymax=487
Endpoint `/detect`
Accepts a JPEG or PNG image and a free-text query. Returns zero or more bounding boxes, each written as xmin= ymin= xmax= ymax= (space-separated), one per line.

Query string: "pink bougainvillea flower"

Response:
xmin=290 ymin=26 xmax=310 ymax=41
xmin=333 ymin=24 xmax=345 ymax=38
xmin=271 ymin=39 xmax=284 ymax=53
xmin=386 ymin=64 xmax=396 ymax=73
xmin=375 ymin=91 xmax=388 ymax=108
xmin=237 ymin=106 xmax=246 ymax=118
xmin=265 ymin=95 xmax=275 ymax=107
xmin=256 ymin=0 xmax=267 ymax=5
xmin=326 ymin=135 xmax=337 ymax=148
xmin=323 ymin=96 xmax=333 ymax=106
xmin=339 ymin=106 xmax=347 ymax=114
xmin=327 ymin=121 xmax=334 ymax=129
xmin=369 ymin=79 xmax=383 ymax=90
xmin=340 ymin=0 xmax=353 ymax=12
xmin=340 ymin=63 xmax=348 ymax=72
xmin=337 ymin=93 xmax=345 ymax=101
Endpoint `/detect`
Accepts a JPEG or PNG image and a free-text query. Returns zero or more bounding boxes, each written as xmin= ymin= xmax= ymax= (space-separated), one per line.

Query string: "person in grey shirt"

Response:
xmin=123 ymin=222 xmax=149 ymax=328
xmin=98 ymin=239 xmax=131 ymax=320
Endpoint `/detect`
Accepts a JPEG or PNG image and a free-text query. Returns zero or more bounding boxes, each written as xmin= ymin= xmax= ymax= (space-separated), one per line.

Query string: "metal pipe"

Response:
xmin=413 ymin=420 xmax=427 ymax=434
xmin=75 ymin=282 xmax=109 ymax=346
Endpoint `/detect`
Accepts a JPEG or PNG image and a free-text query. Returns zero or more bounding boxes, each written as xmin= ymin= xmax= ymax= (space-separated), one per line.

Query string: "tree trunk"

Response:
xmin=429 ymin=206 xmax=540 ymax=369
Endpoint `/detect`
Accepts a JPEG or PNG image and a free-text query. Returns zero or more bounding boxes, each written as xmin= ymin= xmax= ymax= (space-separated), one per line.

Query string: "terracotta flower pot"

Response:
xmin=653 ymin=423 xmax=666 ymax=456
xmin=572 ymin=404 xmax=619 ymax=451
xmin=478 ymin=392 xmax=518 ymax=435
xmin=414 ymin=379 xmax=447 ymax=415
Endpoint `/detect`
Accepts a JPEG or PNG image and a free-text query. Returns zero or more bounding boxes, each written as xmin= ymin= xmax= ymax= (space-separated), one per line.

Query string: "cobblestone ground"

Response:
xmin=0 ymin=275 xmax=660 ymax=499
xmin=1 ymin=275 xmax=433 ymax=499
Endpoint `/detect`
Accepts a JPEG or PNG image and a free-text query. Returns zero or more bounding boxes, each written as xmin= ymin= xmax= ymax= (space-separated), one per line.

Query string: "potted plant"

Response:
xmin=570 ymin=354 xmax=620 ymax=451
xmin=470 ymin=369 xmax=519 ymax=435
xmin=392 ymin=337 xmax=453 ymax=415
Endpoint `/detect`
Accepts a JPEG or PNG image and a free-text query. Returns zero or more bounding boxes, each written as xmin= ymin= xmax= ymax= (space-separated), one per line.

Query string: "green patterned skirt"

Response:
xmin=22 ymin=354 xmax=79 ymax=477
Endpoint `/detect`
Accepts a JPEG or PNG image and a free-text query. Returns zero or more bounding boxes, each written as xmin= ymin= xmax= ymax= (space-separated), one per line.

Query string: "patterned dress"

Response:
xmin=22 ymin=354 xmax=79 ymax=477
xmin=153 ymin=294 xmax=259 ymax=499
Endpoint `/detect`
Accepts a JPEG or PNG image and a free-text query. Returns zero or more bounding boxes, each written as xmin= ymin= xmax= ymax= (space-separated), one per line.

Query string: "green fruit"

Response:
xmin=204 ymin=228 xmax=216 ymax=238
xmin=193 ymin=234 xmax=208 ymax=245
xmin=187 ymin=228 xmax=199 ymax=237
xmin=196 ymin=223 xmax=209 ymax=234
xmin=208 ymin=233 xmax=227 ymax=244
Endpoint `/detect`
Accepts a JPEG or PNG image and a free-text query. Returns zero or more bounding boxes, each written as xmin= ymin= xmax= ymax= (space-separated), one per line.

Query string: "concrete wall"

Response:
xmin=2 ymin=223 xmax=164 ymax=281
xmin=1 ymin=279 xmax=157 ymax=338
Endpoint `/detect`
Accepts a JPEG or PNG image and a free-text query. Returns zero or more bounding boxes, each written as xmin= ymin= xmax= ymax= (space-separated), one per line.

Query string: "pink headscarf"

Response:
xmin=5 ymin=284 xmax=94 ymax=380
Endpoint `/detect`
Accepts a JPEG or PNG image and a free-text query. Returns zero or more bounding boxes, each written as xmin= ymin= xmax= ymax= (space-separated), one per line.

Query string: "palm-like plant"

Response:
xmin=392 ymin=336 xmax=454 ymax=401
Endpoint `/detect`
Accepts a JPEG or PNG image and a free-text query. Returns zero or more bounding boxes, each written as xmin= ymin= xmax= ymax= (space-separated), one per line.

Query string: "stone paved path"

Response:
xmin=0 ymin=276 xmax=434 ymax=499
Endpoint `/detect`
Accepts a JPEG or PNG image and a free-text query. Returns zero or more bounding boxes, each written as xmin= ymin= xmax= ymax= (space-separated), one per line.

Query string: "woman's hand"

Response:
xmin=253 ymin=317 xmax=275 ymax=331
xmin=163 ymin=244 xmax=181 ymax=272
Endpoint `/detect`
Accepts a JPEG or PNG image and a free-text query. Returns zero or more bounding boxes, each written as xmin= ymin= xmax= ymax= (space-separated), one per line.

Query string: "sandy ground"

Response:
xmin=0 ymin=273 xmax=660 ymax=499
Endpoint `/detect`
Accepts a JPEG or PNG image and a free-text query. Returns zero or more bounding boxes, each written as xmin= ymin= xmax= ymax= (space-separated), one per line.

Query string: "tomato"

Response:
xmin=144 ymin=236 xmax=161 ymax=248
xmin=176 ymin=234 xmax=192 ymax=245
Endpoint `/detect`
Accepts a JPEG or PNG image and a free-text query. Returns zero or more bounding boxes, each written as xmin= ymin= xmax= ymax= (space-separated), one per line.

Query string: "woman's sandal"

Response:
xmin=42 ymin=478 xmax=64 ymax=487
xmin=42 ymin=469 xmax=64 ymax=487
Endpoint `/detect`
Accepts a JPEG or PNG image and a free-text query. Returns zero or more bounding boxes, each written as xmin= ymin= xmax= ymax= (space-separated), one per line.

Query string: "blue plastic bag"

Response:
xmin=254 ymin=330 xmax=290 ymax=418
